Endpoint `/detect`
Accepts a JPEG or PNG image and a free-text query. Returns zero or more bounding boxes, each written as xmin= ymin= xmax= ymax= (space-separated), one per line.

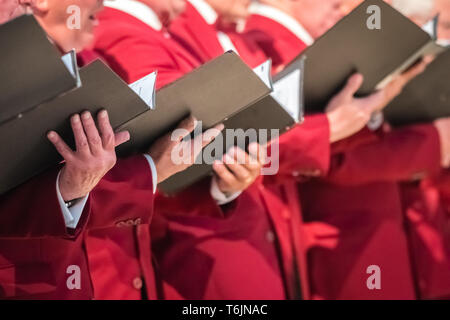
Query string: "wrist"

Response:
xmin=59 ymin=180 xmax=87 ymax=202
xmin=326 ymin=112 xmax=340 ymax=143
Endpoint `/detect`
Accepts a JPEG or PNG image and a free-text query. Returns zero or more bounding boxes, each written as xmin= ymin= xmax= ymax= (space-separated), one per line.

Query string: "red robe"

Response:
xmin=245 ymin=13 xmax=308 ymax=73
xmin=400 ymin=172 xmax=450 ymax=300
xmin=245 ymin=10 xmax=446 ymax=299
xmin=153 ymin=4 xmax=334 ymax=300
xmin=80 ymin=6 xmax=209 ymax=299
xmin=169 ymin=2 xmax=267 ymax=68
xmin=0 ymin=154 xmax=155 ymax=299
xmin=85 ymin=7 xmax=201 ymax=90
xmin=86 ymin=5 xmax=336 ymax=300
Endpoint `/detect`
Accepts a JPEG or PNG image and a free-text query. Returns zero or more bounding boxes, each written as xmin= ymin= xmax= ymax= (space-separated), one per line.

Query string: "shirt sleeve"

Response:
xmin=210 ymin=176 xmax=242 ymax=205
xmin=143 ymin=154 xmax=158 ymax=194
xmin=56 ymin=171 xmax=89 ymax=230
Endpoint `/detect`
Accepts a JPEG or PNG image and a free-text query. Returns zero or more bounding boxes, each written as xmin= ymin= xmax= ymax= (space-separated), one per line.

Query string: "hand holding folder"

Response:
xmin=285 ymin=0 xmax=447 ymax=125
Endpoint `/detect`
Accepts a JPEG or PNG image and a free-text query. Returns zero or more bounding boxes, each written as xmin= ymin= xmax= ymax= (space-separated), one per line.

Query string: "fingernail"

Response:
xmin=72 ymin=114 xmax=80 ymax=123
xmin=82 ymin=112 xmax=91 ymax=120
xmin=99 ymin=110 xmax=108 ymax=118
xmin=224 ymin=154 xmax=234 ymax=164
xmin=47 ymin=131 xmax=56 ymax=140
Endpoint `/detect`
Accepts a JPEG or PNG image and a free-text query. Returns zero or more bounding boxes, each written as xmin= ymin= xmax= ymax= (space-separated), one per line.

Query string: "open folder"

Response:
xmin=0 ymin=15 xmax=80 ymax=124
xmin=0 ymin=51 xmax=303 ymax=195
xmin=0 ymin=60 xmax=153 ymax=195
xmin=286 ymin=0 xmax=446 ymax=114
xmin=115 ymin=52 xmax=305 ymax=194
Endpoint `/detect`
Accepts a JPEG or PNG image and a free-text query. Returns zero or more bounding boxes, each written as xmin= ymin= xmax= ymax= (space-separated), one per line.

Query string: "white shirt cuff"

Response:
xmin=143 ymin=154 xmax=158 ymax=194
xmin=210 ymin=177 xmax=242 ymax=205
xmin=56 ymin=171 xmax=89 ymax=230
xmin=367 ymin=111 xmax=384 ymax=131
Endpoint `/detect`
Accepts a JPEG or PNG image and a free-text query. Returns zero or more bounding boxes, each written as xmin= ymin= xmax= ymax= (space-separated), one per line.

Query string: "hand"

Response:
xmin=325 ymin=58 xmax=430 ymax=143
xmin=212 ymin=143 xmax=265 ymax=195
xmin=148 ymin=116 xmax=224 ymax=184
xmin=47 ymin=110 xmax=130 ymax=202
xmin=434 ymin=117 xmax=450 ymax=168
xmin=326 ymin=73 xmax=384 ymax=143
xmin=375 ymin=57 xmax=432 ymax=112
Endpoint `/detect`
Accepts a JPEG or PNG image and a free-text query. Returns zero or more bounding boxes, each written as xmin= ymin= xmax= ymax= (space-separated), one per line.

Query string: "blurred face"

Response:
xmin=27 ymin=0 xmax=104 ymax=53
xmin=339 ymin=0 xmax=362 ymax=15
xmin=205 ymin=0 xmax=251 ymax=23
xmin=290 ymin=0 xmax=344 ymax=38
xmin=143 ymin=0 xmax=186 ymax=26
xmin=437 ymin=0 xmax=450 ymax=40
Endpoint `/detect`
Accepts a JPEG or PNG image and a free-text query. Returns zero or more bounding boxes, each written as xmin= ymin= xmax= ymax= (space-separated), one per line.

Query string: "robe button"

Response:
xmin=266 ymin=230 xmax=276 ymax=243
xmin=133 ymin=277 xmax=143 ymax=290
xmin=116 ymin=221 xmax=126 ymax=228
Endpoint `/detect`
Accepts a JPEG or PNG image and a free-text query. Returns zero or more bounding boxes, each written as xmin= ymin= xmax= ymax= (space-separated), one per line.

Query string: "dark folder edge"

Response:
xmin=0 ymin=15 xmax=79 ymax=125
xmin=285 ymin=0 xmax=438 ymax=114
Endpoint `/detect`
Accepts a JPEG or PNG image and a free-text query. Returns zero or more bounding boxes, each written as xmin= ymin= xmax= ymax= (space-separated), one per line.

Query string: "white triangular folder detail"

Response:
xmin=129 ymin=71 xmax=158 ymax=109
xmin=252 ymin=59 xmax=273 ymax=90
xmin=271 ymin=69 xmax=302 ymax=123
xmin=61 ymin=49 xmax=82 ymax=88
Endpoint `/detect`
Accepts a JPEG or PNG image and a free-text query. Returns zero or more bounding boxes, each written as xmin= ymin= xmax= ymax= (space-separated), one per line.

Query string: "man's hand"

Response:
xmin=148 ymin=116 xmax=225 ymax=184
xmin=326 ymin=73 xmax=382 ymax=143
xmin=374 ymin=57 xmax=432 ymax=112
xmin=212 ymin=143 xmax=265 ymax=196
xmin=434 ymin=117 xmax=450 ymax=168
xmin=326 ymin=58 xmax=430 ymax=143
xmin=48 ymin=110 xmax=130 ymax=202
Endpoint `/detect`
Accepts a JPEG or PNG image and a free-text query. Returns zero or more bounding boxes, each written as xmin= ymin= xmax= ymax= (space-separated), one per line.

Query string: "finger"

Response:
xmin=201 ymin=123 xmax=225 ymax=149
xmin=81 ymin=111 xmax=103 ymax=155
xmin=71 ymin=114 xmax=90 ymax=155
xmin=230 ymin=147 xmax=260 ymax=172
xmin=340 ymin=73 xmax=364 ymax=98
xmin=175 ymin=115 xmax=198 ymax=142
xmin=188 ymin=123 xmax=225 ymax=161
xmin=213 ymin=160 xmax=238 ymax=187
xmin=223 ymin=154 xmax=252 ymax=181
xmin=114 ymin=130 xmax=131 ymax=147
xmin=401 ymin=60 xmax=427 ymax=82
xmin=249 ymin=142 xmax=267 ymax=166
xmin=47 ymin=131 xmax=74 ymax=162
xmin=359 ymin=90 xmax=386 ymax=114
xmin=97 ymin=110 xmax=115 ymax=150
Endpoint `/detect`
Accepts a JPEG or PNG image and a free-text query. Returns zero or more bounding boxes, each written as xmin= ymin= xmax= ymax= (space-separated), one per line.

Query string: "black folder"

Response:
xmin=0 ymin=15 xmax=79 ymax=124
xmin=0 ymin=60 xmax=152 ymax=194
xmin=384 ymin=48 xmax=450 ymax=126
xmin=151 ymin=54 xmax=305 ymax=194
xmin=115 ymin=52 xmax=272 ymax=157
xmin=0 ymin=52 xmax=302 ymax=195
xmin=288 ymin=0 xmax=446 ymax=113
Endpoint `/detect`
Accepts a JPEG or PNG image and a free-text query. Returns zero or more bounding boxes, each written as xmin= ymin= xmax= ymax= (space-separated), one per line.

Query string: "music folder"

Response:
xmin=133 ymin=53 xmax=305 ymax=194
xmin=0 ymin=51 xmax=303 ymax=195
xmin=0 ymin=15 xmax=80 ymax=124
xmin=384 ymin=48 xmax=450 ymax=126
xmin=286 ymin=0 xmax=446 ymax=114
xmin=0 ymin=60 xmax=154 ymax=195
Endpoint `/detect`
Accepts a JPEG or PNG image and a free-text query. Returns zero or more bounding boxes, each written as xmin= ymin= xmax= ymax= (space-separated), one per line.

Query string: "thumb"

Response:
xmin=359 ymin=89 xmax=386 ymax=114
xmin=114 ymin=130 xmax=131 ymax=147
xmin=176 ymin=115 xmax=198 ymax=141
xmin=339 ymin=73 xmax=364 ymax=99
